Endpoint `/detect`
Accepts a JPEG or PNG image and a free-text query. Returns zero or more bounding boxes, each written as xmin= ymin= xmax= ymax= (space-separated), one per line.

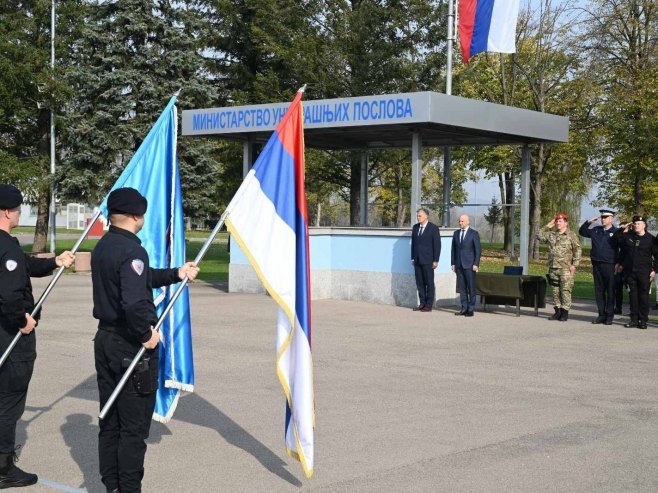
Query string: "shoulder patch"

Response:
xmin=131 ymin=259 xmax=145 ymax=276
xmin=5 ymin=259 xmax=17 ymax=272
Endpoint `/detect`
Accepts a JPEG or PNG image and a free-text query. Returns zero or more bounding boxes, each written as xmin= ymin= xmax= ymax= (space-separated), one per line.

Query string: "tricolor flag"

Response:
xmin=224 ymin=88 xmax=314 ymax=477
xmin=459 ymin=0 xmax=520 ymax=63
xmin=99 ymin=95 xmax=194 ymax=423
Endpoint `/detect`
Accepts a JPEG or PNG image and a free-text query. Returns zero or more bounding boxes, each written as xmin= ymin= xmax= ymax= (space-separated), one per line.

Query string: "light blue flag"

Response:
xmin=99 ymin=96 xmax=194 ymax=422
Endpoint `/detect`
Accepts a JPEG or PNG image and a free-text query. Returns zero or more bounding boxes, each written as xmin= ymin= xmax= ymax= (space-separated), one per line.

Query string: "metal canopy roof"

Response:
xmin=182 ymin=91 xmax=569 ymax=149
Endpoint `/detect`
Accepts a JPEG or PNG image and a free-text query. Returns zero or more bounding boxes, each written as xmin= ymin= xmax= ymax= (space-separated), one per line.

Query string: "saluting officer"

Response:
xmin=537 ymin=213 xmax=582 ymax=321
xmin=614 ymin=215 xmax=658 ymax=329
xmin=579 ymin=209 xmax=619 ymax=325
xmin=0 ymin=184 xmax=74 ymax=488
xmin=92 ymin=188 xmax=199 ymax=493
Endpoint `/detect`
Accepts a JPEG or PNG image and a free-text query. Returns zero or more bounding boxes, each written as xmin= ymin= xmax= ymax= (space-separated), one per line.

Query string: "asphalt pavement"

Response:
xmin=11 ymin=274 xmax=658 ymax=492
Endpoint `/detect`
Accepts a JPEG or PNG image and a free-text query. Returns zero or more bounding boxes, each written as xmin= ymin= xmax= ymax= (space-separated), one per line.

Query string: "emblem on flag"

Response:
xmin=5 ymin=260 xmax=17 ymax=272
xmin=131 ymin=259 xmax=145 ymax=276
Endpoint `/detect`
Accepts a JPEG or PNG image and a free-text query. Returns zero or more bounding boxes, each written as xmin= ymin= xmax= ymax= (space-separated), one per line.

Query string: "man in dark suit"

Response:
xmin=411 ymin=208 xmax=441 ymax=312
xmin=451 ymin=214 xmax=481 ymax=317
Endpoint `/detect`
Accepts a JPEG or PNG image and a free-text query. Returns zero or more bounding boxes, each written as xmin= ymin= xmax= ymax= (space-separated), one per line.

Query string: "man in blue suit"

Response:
xmin=451 ymin=214 xmax=481 ymax=317
xmin=411 ymin=208 xmax=441 ymax=312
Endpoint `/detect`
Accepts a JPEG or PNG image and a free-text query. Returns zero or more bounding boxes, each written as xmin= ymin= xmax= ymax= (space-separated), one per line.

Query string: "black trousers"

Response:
xmin=414 ymin=263 xmax=435 ymax=307
xmin=95 ymin=329 xmax=157 ymax=493
xmin=455 ymin=266 xmax=477 ymax=312
xmin=614 ymin=273 xmax=624 ymax=311
xmin=0 ymin=357 xmax=34 ymax=453
xmin=592 ymin=262 xmax=616 ymax=318
xmin=626 ymin=272 xmax=651 ymax=323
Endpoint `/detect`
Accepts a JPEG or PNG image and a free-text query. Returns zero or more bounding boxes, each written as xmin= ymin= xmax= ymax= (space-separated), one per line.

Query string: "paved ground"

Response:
xmin=9 ymin=275 xmax=658 ymax=492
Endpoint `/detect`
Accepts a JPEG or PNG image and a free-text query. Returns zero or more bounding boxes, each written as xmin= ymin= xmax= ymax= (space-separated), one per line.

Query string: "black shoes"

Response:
xmin=0 ymin=449 xmax=38 ymax=489
xmin=592 ymin=316 xmax=606 ymax=324
xmin=454 ymin=310 xmax=466 ymax=316
xmin=464 ymin=311 xmax=474 ymax=317
xmin=638 ymin=321 xmax=648 ymax=329
xmin=624 ymin=321 xmax=638 ymax=328
xmin=559 ymin=309 xmax=569 ymax=322
xmin=548 ymin=307 xmax=561 ymax=321
xmin=604 ymin=318 xmax=613 ymax=325
xmin=412 ymin=304 xmax=425 ymax=311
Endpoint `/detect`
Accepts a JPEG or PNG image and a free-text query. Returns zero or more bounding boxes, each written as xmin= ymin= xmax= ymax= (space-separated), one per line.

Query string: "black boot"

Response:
xmin=548 ymin=306 xmax=561 ymax=320
xmin=0 ymin=448 xmax=38 ymax=489
xmin=559 ymin=309 xmax=569 ymax=322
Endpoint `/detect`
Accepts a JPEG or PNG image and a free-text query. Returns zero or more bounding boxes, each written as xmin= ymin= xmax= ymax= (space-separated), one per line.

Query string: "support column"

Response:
xmin=359 ymin=151 xmax=368 ymax=226
xmin=410 ymin=131 xmax=422 ymax=225
xmin=520 ymin=145 xmax=531 ymax=274
xmin=442 ymin=146 xmax=452 ymax=227
xmin=242 ymin=137 xmax=253 ymax=178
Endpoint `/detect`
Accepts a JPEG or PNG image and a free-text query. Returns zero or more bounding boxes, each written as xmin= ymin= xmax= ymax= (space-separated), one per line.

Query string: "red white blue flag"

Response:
xmin=459 ymin=0 xmax=520 ymax=63
xmin=225 ymin=88 xmax=314 ymax=477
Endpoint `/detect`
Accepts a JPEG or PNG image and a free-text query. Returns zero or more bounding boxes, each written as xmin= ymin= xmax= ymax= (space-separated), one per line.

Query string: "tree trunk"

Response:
xmin=504 ymin=171 xmax=515 ymax=256
xmin=32 ymin=185 xmax=50 ymax=253
xmin=498 ymin=173 xmax=509 ymax=250
xmin=529 ymin=144 xmax=544 ymax=260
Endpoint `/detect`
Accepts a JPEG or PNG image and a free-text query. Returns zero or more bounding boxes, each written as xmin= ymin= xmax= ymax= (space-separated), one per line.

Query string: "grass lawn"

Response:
xmin=22 ymin=235 xmax=229 ymax=283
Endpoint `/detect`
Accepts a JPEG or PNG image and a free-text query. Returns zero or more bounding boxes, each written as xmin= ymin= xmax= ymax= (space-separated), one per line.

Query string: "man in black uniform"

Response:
xmin=0 ymin=184 xmax=74 ymax=488
xmin=579 ymin=209 xmax=619 ymax=325
xmin=614 ymin=215 xmax=658 ymax=329
xmin=92 ymin=188 xmax=199 ymax=493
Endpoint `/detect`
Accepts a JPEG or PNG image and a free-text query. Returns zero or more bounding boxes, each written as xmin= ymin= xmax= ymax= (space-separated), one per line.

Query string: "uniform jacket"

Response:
xmin=451 ymin=227 xmax=481 ymax=269
xmin=411 ymin=222 xmax=441 ymax=265
xmin=537 ymin=227 xmax=582 ymax=269
xmin=614 ymin=229 xmax=658 ymax=274
xmin=0 ymin=230 xmax=56 ymax=360
xmin=91 ymin=225 xmax=181 ymax=344
xmin=578 ymin=222 xmax=619 ymax=264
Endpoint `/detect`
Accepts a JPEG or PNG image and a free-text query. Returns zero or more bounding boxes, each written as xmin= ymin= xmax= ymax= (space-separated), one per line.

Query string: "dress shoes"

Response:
xmin=624 ymin=321 xmax=638 ymax=328
xmin=420 ymin=306 xmax=432 ymax=312
xmin=412 ymin=304 xmax=425 ymax=311
xmin=464 ymin=311 xmax=474 ymax=317
xmin=637 ymin=321 xmax=648 ymax=329
xmin=454 ymin=310 xmax=466 ymax=316
xmin=604 ymin=318 xmax=613 ymax=325
xmin=591 ymin=316 xmax=606 ymax=324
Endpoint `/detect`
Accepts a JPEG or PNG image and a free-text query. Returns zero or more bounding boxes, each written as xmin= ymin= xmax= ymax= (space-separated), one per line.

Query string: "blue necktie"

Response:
xmin=460 ymin=229 xmax=465 ymax=244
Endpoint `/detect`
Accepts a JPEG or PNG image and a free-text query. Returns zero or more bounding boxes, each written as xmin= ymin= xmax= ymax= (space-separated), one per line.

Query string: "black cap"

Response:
xmin=632 ymin=215 xmax=646 ymax=223
xmin=599 ymin=209 xmax=615 ymax=217
xmin=107 ymin=187 xmax=147 ymax=216
xmin=0 ymin=184 xmax=23 ymax=210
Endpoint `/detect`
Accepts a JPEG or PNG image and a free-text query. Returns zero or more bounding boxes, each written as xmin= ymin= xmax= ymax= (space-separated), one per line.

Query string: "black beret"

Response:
xmin=0 ymin=184 xmax=23 ymax=210
xmin=599 ymin=209 xmax=615 ymax=217
xmin=632 ymin=215 xmax=646 ymax=223
xmin=107 ymin=187 xmax=148 ymax=216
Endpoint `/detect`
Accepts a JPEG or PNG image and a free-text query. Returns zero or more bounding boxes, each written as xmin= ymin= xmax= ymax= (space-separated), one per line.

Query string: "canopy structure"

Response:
xmin=182 ymin=91 xmax=569 ymax=273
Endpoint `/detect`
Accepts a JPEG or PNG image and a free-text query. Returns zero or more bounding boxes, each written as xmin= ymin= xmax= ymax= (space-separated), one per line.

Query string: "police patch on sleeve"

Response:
xmin=131 ymin=259 xmax=145 ymax=276
xmin=5 ymin=259 xmax=17 ymax=271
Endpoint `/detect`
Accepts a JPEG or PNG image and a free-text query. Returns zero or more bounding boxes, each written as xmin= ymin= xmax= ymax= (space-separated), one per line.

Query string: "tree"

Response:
xmin=59 ymin=0 xmax=223 ymax=219
xmin=0 ymin=0 xmax=86 ymax=251
xmin=581 ymin=0 xmax=658 ymax=217
xmin=483 ymin=197 xmax=503 ymax=243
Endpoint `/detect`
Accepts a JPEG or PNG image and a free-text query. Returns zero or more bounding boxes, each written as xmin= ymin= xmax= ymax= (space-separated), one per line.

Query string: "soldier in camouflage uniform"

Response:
xmin=537 ymin=213 xmax=582 ymax=321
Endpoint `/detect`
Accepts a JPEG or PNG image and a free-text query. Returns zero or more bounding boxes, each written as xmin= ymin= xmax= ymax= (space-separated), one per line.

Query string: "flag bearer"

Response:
xmin=91 ymin=187 xmax=198 ymax=493
xmin=0 ymin=184 xmax=74 ymax=488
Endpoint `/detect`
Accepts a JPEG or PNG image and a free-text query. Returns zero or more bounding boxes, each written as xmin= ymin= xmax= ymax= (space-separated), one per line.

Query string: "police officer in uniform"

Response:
xmin=614 ymin=215 xmax=657 ymax=329
xmin=537 ymin=213 xmax=582 ymax=321
xmin=92 ymin=188 xmax=199 ymax=493
xmin=579 ymin=209 xmax=619 ymax=325
xmin=0 ymin=184 xmax=74 ymax=488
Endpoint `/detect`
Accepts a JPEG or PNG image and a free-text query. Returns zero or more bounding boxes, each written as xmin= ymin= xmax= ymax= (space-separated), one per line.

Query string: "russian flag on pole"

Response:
xmin=459 ymin=0 xmax=520 ymax=63
xmin=99 ymin=95 xmax=194 ymax=423
xmin=224 ymin=88 xmax=314 ymax=478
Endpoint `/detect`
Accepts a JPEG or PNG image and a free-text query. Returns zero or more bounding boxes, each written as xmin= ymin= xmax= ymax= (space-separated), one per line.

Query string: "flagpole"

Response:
xmin=443 ymin=0 xmax=456 ymax=228
xmin=0 ymin=210 xmax=103 ymax=369
xmin=99 ymin=208 xmax=228 ymax=420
